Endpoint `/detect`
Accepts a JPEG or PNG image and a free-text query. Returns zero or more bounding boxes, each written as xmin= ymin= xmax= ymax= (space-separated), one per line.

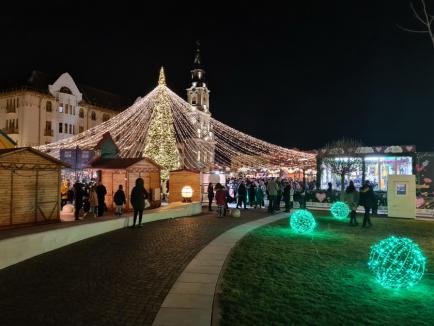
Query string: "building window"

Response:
xmin=45 ymin=121 xmax=52 ymax=136
xmin=65 ymin=104 xmax=69 ymax=114
xmin=59 ymin=104 xmax=64 ymax=113
xmin=73 ymin=125 xmax=75 ymax=134
xmin=46 ymin=101 xmax=52 ymax=112
xmin=16 ymin=98 xmax=19 ymax=107
xmin=79 ymin=126 xmax=84 ymax=133
xmin=69 ymin=124 xmax=72 ymax=134
xmin=103 ymin=113 xmax=110 ymax=122
xmin=59 ymin=86 xmax=72 ymax=94
xmin=91 ymin=111 xmax=96 ymax=120
xmin=59 ymin=123 xmax=63 ymax=133
xmin=79 ymin=108 xmax=84 ymax=118
xmin=64 ymin=123 xmax=67 ymax=133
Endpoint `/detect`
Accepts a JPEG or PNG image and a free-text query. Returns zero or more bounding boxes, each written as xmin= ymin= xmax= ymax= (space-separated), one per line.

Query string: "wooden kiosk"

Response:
xmin=0 ymin=147 xmax=69 ymax=229
xmin=90 ymin=158 xmax=162 ymax=210
xmin=169 ymin=169 xmax=201 ymax=203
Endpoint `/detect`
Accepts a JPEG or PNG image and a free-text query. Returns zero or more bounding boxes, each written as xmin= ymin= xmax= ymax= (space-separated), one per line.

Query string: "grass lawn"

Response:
xmin=220 ymin=211 xmax=434 ymax=325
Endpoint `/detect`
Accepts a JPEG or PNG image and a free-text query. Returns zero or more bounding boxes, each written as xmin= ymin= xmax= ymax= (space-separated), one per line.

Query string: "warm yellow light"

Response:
xmin=182 ymin=185 xmax=193 ymax=198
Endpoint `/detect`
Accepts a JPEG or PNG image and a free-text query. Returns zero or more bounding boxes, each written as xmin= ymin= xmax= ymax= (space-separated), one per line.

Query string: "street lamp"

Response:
xmin=182 ymin=185 xmax=193 ymax=202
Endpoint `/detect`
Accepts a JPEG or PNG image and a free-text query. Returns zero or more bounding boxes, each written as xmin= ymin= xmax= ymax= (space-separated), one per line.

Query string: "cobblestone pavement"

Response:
xmin=0 ymin=207 xmax=271 ymax=326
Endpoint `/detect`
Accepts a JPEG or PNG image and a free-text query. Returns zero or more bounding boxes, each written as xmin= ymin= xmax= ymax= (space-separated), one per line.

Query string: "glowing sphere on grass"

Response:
xmin=330 ymin=201 xmax=350 ymax=219
xmin=289 ymin=209 xmax=317 ymax=233
xmin=368 ymin=236 xmax=426 ymax=289
xmin=232 ymin=209 xmax=241 ymax=218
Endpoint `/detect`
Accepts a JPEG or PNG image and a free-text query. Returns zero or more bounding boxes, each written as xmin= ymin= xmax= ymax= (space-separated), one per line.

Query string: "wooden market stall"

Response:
xmin=169 ymin=169 xmax=201 ymax=203
xmin=0 ymin=147 xmax=69 ymax=229
xmin=90 ymin=158 xmax=161 ymax=210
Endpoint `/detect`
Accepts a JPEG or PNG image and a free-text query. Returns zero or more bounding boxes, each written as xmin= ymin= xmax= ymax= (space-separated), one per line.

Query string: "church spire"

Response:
xmin=194 ymin=40 xmax=202 ymax=68
xmin=191 ymin=41 xmax=206 ymax=87
xmin=158 ymin=66 xmax=166 ymax=86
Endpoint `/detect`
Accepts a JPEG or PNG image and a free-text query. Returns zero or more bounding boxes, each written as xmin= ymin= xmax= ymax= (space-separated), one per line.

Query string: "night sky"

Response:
xmin=2 ymin=1 xmax=434 ymax=151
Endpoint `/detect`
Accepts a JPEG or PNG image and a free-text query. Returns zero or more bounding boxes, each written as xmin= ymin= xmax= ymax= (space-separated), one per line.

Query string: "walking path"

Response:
xmin=0 ymin=208 xmax=271 ymax=326
xmin=152 ymin=212 xmax=286 ymax=326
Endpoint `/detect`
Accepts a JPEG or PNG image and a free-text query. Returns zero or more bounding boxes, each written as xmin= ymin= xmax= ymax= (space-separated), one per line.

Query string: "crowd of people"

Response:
xmin=60 ymin=177 xmax=149 ymax=228
xmin=207 ymin=176 xmax=378 ymax=227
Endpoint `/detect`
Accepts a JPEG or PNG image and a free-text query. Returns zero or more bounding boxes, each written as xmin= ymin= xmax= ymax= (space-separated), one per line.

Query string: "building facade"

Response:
xmin=184 ymin=43 xmax=216 ymax=169
xmin=0 ymin=71 xmax=132 ymax=147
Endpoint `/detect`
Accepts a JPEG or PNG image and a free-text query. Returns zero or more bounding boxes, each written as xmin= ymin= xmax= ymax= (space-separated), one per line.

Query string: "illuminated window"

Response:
xmin=58 ymin=104 xmax=64 ymax=113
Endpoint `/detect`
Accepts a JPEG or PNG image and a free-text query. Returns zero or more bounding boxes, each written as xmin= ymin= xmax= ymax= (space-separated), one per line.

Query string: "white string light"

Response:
xmin=37 ymin=71 xmax=316 ymax=170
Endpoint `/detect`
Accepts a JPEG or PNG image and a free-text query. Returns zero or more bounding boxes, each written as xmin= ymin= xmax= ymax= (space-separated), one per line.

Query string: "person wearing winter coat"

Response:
xmin=113 ymin=185 xmax=127 ymax=216
xmin=207 ymin=183 xmax=214 ymax=211
xmin=215 ymin=184 xmax=226 ymax=217
xmin=236 ymin=181 xmax=247 ymax=209
xmin=283 ymin=183 xmax=292 ymax=212
xmin=344 ymin=181 xmax=359 ymax=225
xmin=266 ymin=178 xmax=279 ymax=213
xmin=255 ymin=183 xmax=265 ymax=208
xmin=248 ymin=183 xmax=256 ymax=208
xmin=88 ymin=186 xmax=98 ymax=218
xmin=359 ymin=181 xmax=375 ymax=227
xmin=130 ymin=178 xmax=149 ymax=227
xmin=73 ymin=182 xmax=84 ymax=221
xmin=95 ymin=181 xmax=107 ymax=217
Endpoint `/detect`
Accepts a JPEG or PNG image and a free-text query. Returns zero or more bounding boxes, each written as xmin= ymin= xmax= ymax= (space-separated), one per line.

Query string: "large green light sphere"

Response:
xmin=330 ymin=201 xmax=350 ymax=219
xmin=368 ymin=236 xmax=426 ymax=289
xmin=290 ymin=209 xmax=317 ymax=233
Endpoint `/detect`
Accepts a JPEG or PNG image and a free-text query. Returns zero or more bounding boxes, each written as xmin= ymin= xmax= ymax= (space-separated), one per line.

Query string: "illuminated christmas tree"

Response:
xmin=143 ymin=67 xmax=180 ymax=180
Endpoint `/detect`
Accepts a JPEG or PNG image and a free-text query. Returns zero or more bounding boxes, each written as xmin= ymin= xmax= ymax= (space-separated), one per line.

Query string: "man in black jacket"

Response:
xmin=359 ymin=181 xmax=375 ymax=227
xmin=95 ymin=181 xmax=107 ymax=217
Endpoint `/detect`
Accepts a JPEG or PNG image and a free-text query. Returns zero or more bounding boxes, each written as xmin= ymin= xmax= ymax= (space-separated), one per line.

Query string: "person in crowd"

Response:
xmin=60 ymin=180 xmax=69 ymax=209
xmin=359 ymin=180 xmax=375 ymax=227
xmin=73 ymin=182 xmax=84 ymax=221
xmin=274 ymin=178 xmax=282 ymax=211
xmin=88 ymin=185 xmax=98 ymax=218
xmin=344 ymin=181 xmax=359 ymax=225
xmin=82 ymin=184 xmax=91 ymax=218
xmin=114 ymin=185 xmax=127 ymax=216
xmin=215 ymin=183 xmax=226 ymax=217
xmin=67 ymin=183 xmax=74 ymax=205
xmin=266 ymin=178 xmax=279 ymax=214
xmin=130 ymin=178 xmax=149 ymax=228
xmin=207 ymin=182 xmax=214 ymax=211
xmin=236 ymin=181 xmax=247 ymax=209
xmin=283 ymin=182 xmax=292 ymax=212
xmin=95 ymin=180 xmax=107 ymax=217
xmin=326 ymin=182 xmax=334 ymax=203
xmin=249 ymin=182 xmax=256 ymax=208
xmin=255 ymin=182 xmax=265 ymax=208
xmin=299 ymin=185 xmax=307 ymax=209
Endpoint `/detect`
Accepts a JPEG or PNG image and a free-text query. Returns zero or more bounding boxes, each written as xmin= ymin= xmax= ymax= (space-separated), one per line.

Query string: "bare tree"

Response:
xmin=398 ymin=0 xmax=434 ymax=47
xmin=318 ymin=139 xmax=363 ymax=199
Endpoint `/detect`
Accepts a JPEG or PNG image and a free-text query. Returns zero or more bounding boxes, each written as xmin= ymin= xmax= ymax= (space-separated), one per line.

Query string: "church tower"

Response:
xmin=185 ymin=41 xmax=215 ymax=169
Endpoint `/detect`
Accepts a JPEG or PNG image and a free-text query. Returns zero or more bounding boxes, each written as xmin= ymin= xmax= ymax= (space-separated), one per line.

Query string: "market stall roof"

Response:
xmin=0 ymin=147 xmax=70 ymax=167
xmin=0 ymin=130 xmax=16 ymax=149
xmin=90 ymin=157 xmax=161 ymax=170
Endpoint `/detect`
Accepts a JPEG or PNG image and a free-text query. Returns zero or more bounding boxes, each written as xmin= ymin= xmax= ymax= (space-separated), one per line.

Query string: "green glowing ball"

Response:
xmin=330 ymin=201 xmax=350 ymax=219
xmin=289 ymin=209 xmax=317 ymax=233
xmin=368 ymin=236 xmax=426 ymax=289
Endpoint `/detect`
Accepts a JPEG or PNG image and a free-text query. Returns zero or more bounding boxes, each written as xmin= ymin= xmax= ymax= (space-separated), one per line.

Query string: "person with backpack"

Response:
xmin=113 ymin=185 xmax=127 ymax=216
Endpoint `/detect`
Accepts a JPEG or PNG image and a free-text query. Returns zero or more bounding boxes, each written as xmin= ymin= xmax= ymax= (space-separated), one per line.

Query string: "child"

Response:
xmin=215 ymin=184 xmax=226 ymax=218
xmin=114 ymin=185 xmax=126 ymax=216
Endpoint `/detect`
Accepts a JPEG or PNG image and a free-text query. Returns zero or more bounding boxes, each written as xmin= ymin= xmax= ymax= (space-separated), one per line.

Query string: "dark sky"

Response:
xmin=2 ymin=1 xmax=434 ymax=151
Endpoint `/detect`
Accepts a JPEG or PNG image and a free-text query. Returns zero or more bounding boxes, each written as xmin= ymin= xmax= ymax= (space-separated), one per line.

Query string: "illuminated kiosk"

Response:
xmin=169 ymin=169 xmax=201 ymax=203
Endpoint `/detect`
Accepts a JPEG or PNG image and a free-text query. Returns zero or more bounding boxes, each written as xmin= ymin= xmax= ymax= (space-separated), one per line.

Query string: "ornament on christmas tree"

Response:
xmin=330 ymin=201 xmax=350 ymax=219
xmin=290 ymin=209 xmax=316 ymax=233
xmin=368 ymin=236 xmax=426 ymax=289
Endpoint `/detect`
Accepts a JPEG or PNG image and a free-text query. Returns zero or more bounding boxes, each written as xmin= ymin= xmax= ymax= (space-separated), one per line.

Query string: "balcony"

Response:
xmin=44 ymin=129 xmax=54 ymax=137
xmin=2 ymin=128 xmax=19 ymax=134
xmin=6 ymin=107 xmax=16 ymax=113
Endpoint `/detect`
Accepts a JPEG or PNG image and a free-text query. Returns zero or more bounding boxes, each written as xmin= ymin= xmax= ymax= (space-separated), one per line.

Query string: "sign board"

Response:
xmin=60 ymin=149 xmax=95 ymax=169
xmin=387 ymin=175 xmax=416 ymax=218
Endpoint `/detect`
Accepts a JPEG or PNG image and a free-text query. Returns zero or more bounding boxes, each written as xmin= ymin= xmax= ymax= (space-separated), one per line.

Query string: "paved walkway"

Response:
xmin=0 ymin=208 xmax=270 ymax=326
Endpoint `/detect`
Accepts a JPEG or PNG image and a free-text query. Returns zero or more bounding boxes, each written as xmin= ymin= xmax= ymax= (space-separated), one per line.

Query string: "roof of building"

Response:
xmin=0 ymin=130 xmax=16 ymax=149
xmin=0 ymin=147 xmax=70 ymax=167
xmin=0 ymin=70 xmax=133 ymax=111
xmin=90 ymin=157 xmax=161 ymax=170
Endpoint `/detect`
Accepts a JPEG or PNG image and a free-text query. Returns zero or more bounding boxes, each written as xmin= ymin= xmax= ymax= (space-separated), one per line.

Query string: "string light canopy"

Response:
xmin=330 ymin=201 xmax=350 ymax=220
xmin=289 ymin=209 xmax=317 ymax=233
xmin=37 ymin=68 xmax=316 ymax=171
xmin=368 ymin=236 xmax=426 ymax=289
